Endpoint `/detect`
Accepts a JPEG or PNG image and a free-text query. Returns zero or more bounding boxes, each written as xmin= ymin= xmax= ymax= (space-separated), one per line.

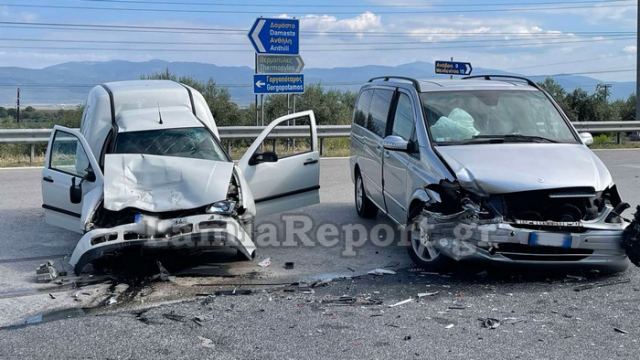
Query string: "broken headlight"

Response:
xmin=206 ymin=200 xmax=236 ymax=215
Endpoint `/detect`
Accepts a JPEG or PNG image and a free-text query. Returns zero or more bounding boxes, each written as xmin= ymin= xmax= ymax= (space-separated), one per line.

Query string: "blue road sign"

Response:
xmin=254 ymin=74 xmax=304 ymax=94
xmin=435 ymin=61 xmax=473 ymax=76
xmin=248 ymin=18 xmax=299 ymax=55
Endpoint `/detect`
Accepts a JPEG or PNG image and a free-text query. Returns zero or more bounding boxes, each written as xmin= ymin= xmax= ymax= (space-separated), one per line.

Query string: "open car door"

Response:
xmin=239 ymin=110 xmax=320 ymax=216
xmin=41 ymin=125 xmax=103 ymax=233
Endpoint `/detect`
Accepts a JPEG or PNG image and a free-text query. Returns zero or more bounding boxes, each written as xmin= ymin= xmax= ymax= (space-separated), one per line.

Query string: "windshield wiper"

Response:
xmin=472 ymin=134 xmax=558 ymax=143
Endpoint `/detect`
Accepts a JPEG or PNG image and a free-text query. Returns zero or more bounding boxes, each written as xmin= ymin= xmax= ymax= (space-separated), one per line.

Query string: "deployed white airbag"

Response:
xmin=103 ymin=153 xmax=234 ymax=212
xmin=431 ymin=108 xmax=479 ymax=141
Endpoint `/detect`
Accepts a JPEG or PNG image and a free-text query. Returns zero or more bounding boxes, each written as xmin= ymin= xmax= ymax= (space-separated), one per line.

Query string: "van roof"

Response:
xmin=366 ymin=77 xmax=538 ymax=93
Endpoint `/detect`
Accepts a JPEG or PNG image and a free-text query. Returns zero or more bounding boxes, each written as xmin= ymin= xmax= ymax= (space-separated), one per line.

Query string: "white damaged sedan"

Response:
xmin=41 ymin=80 xmax=320 ymax=273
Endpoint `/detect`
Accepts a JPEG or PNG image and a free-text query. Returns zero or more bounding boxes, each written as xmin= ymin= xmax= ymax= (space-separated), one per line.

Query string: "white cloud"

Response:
xmin=300 ymin=12 xmax=383 ymax=33
xmin=623 ymin=45 xmax=637 ymax=54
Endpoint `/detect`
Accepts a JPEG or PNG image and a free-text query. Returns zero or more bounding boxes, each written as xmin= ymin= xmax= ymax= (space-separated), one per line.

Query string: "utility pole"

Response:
xmin=255 ymin=53 xmax=259 ymax=126
xmin=596 ymin=83 xmax=613 ymax=104
xmin=16 ymin=88 xmax=20 ymax=123
xmin=450 ymin=57 xmax=454 ymax=80
xmin=636 ymin=0 xmax=639 ymax=120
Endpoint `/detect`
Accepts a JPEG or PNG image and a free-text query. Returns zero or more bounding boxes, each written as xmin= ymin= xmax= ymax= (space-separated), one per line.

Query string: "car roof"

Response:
xmin=364 ymin=78 xmax=537 ymax=93
xmin=116 ymin=106 xmax=204 ymax=133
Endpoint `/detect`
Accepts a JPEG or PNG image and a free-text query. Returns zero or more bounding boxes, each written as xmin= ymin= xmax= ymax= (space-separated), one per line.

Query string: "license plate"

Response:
xmin=528 ymin=232 xmax=572 ymax=248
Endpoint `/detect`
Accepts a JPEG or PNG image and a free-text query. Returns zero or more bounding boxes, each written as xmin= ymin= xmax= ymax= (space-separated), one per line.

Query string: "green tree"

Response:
xmin=262 ymin=85 xmax=356 ymax=125
xmin=617 ymin=93 xmax=636 ymax=120
xmin=142 ymin=68 xmax=250 ymax=126
xmin=566 ymin=88 xmax=598 ymax=122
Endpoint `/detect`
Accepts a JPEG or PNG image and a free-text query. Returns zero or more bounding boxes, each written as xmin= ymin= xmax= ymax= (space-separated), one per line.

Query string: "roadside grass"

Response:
xmin=590 ymin=142 xmax=640 ymax=149
xmin=0 ymin=154 xmax=45 ymax=167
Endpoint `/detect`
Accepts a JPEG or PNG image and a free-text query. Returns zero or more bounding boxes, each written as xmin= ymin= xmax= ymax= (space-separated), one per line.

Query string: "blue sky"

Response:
xmin=0 ymin=0 xmax=636 ymax=81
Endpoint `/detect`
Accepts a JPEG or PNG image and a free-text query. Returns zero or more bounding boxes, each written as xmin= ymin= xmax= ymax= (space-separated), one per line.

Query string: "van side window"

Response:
xmin=353 ymin=90 xmax=373 ymax=127
xmin=367 ymin=89 xmax=394 ymax=137
xmin=391 ymin=93 xmax=415 ymax=141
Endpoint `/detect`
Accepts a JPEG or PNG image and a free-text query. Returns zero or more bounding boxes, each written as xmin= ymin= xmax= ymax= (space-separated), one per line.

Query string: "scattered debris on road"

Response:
xmin=48 ymin=293 xmax=55 ymax=299
xmin=310 ymin=279 xmax=333 ymax=288
xmin=480 ymin=318 xmax=501 ymax=329
xmin=258 ymin=258 xmax=271 ymax=268
xmin=198 ymin=336 xmax=215 ymax=349
xmin=192 ymin=317 xmax=204 ymax=327
xmin=35 ymin=261 xmax=59 ymax=283
xmin=152 ymin=261 xmax=173 ymax=282
xmin=105 ymin=297 xmax=118 ymax=306
xmin=417 ymin=291 xmax=439 ymax=298
xmin=322 ymin=295 xmax=383 ymax=306
xmin=388 ymin=298 xmax=413 ymax=308
xmin=614 ymin=327 xmax=628 ymax=334
xmin=444 ymin=324 xmax=454 ymax=329
xmin=214 ymin=288 xmax=252 ymax=296
xmin=163 ymin=312 xmax=186 ymax=323
xmin=566 ymin=275 xmax=587 ymax=282
xmin=368 ymin=268 xmax=397 ymax=276
xmin=573 ymin=278 xmax=631 ymax=292
xmin=284 ymin=262 xmax=295 ymax=270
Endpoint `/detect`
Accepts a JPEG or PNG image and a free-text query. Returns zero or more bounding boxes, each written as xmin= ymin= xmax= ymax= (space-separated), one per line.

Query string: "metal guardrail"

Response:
xmin=0 ymin=122 xmax=638 ymax=163
xmin=2 ymin=122 xmax=638 ymax=144
xmin=0 ymin=125 xmax=353 ymax=144
xmin=573 ymin=121 xmax=640 ymax=132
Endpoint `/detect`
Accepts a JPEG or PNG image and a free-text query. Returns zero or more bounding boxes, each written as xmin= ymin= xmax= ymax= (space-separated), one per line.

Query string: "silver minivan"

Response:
xmin=350 ymin=75 xmax=632 ymax=272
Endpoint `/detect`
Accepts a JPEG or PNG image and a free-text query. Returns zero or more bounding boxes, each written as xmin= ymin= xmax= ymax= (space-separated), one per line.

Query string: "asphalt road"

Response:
xmin=1 ymin=151 xmax=640 ymax=359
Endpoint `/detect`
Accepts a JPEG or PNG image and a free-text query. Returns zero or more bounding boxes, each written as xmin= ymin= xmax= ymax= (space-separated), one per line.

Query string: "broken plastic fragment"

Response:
xmin=445 ymin=324 xmax=454 ymax=329
xmin=198 ymin=336 xmax=215 ymax=349
xmin=481 ymin=318 xmax=501 ymax=329
xmin=388 ymin=298 xmax=414 ymax=308
xmin=35 ymin=261 xmax=58 ymax=283
xmin=257 ymin=258 xmax=271 ymax=268
xmin=614 ymin=327 xmax=628 ymax=334
xmin=368 ymin=268 xmax=397 ymax=276
xmin=106 ymin=297 xmax=118 ymax=306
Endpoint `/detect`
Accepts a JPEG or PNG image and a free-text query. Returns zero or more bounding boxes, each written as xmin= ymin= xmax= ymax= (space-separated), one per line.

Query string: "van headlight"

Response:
xmin=206 ymin=200 xmax=236 ymax=215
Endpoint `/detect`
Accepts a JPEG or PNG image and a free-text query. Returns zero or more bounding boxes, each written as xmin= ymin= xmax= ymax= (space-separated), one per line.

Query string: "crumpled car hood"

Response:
xmin=436 ymin=143 xmax=613 ymax=194
xmin=103 ymin=154 xmax=234 ymax=212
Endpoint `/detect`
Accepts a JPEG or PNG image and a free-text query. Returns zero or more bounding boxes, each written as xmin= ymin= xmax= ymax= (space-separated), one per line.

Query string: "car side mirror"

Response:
xmin=84 ymin=166 xmax=96 ymax=182
xmin=383 ymin=135 xmax=409 ymax=151
xmin=579 ymin=132 xmax=593 ymax=146
xmin=69 ymin=177 xmax=83 ymax=204
xmin=249 ymin=151 xmax=278 ymax=166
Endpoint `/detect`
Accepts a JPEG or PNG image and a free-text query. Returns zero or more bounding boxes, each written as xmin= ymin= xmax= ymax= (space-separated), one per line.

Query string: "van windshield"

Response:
xmin=113 ymin=127 xmax=229 ymax=161
xmin=420 ymin=90 xmax=578 ymax=145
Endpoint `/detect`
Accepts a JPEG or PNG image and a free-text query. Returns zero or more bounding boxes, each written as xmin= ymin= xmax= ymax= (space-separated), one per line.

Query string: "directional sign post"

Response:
xmin=256 ymin=54 xmax=304 ymax=74
xmin=435 ymin=61 xmax=473 ymax=76
xmin=248 ymin=18 xmax=299 ymax=55
xmin=254 ymin=74 xmax=304 ymax=95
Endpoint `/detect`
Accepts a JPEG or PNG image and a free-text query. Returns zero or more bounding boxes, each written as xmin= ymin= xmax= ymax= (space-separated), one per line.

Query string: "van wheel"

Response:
xmin=407 ymin=215 xmax=452 ymax=271
xmin=355 ymin=172 xmax=377 ymax=218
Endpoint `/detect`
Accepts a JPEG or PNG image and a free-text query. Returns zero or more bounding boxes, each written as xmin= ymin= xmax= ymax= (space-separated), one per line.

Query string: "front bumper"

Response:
xmin=421 ymin=208 xmax=629 ymax=271
xmin=70 ymin=213 xmax=256 ymax=273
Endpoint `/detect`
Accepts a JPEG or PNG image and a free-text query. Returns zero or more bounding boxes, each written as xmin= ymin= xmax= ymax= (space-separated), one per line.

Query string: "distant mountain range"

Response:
xmin=0 ymin=60 xmax=635 ymax=107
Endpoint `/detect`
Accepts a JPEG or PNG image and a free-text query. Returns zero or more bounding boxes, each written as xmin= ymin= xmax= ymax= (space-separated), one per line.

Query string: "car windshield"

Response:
xmin=113 ymin=127 xmax=229 ymax=161
xmin=420 ymin=90 xmax=578 ymax=145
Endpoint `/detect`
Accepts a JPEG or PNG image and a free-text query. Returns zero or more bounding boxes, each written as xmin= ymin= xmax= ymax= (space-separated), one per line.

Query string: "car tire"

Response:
xmin=355 ymin=171 xmax=378 ymax=218
xmin=406 ymin=214 xmax=452 ymax=271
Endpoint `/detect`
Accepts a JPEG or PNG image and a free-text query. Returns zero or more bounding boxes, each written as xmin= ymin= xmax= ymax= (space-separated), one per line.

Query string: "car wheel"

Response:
xmin=407 ymin=214 xmax=452 ymax=271
xmin=355 ymin=171 xmax=378 ymax=218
